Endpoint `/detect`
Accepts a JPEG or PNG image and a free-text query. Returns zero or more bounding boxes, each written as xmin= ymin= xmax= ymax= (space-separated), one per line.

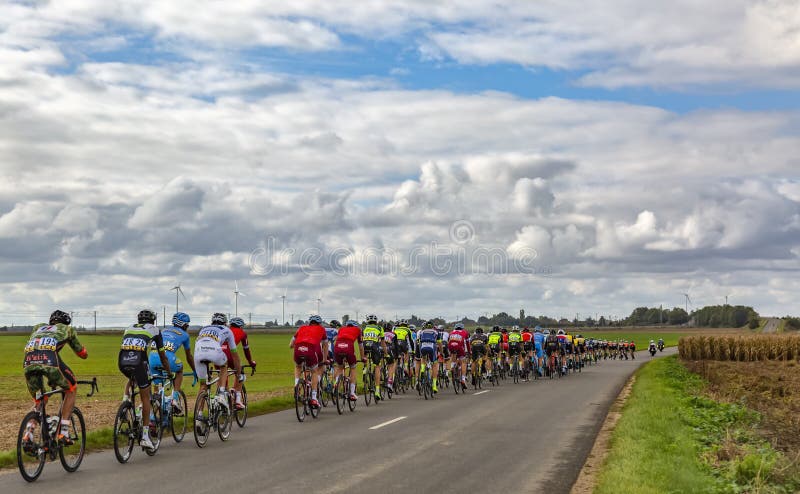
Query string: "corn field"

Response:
xmin=679 ymin=334 xmax=800 ymax=361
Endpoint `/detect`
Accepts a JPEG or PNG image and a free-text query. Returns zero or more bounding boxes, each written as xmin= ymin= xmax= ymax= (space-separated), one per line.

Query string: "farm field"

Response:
xmin=0 ymin=333 xmax=296 ymax=453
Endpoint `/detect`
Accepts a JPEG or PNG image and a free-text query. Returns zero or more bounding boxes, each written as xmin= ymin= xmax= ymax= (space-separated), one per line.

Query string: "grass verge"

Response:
xmin=595 ymin=356 xmax=799 ymax=494
xmin=0 ymin=393 xmax=295 ymax=470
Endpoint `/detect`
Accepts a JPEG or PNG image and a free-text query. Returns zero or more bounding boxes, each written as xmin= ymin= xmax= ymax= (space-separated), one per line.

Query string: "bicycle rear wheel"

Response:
xmin=59 ymin=407 xmax=86 ymax=472
xmin=363 ymin=371 xmax=373 ymax=407
xmin=217 ymin=401 xmax=232 ymax=441
xmin=320 ymin=372 xmax=330 ymax=408
xmin=113 ymin=401 xmax=136 ymax=463
xmin=145 ymin=400 xmax=162 ymax=456
xmin=334 ymin=377 xmax=344 ymax=415
xmin=294 ymin=383 xmax=307 ymax=422
xmin=193 ymin=390 xmax=211 ymax=447
xmin=346 ymin=378 xmax=357 ymax=412
xmin=309 ymin=382 xmax=320 ymax=419
xmin=17 ymin=411 xmax=45 ymax=482
xmin=172 ymin=390 xmax=188 ymax=441
xmin=235 ymin=386 xmax=248 ymax=428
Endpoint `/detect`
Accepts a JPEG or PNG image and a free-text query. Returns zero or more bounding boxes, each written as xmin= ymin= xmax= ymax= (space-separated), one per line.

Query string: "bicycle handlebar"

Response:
xmin=77 ymin=377 xmax=99 ymax=397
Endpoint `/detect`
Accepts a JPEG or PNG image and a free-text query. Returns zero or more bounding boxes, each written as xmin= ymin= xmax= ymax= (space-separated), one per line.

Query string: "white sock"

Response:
xmin=294 ymin=378 xmax=300 ymax=385
xmin=311 ymin=390 xmax=317 ymax=399
xmin=350 ymin=383 xmax=356 ymax=394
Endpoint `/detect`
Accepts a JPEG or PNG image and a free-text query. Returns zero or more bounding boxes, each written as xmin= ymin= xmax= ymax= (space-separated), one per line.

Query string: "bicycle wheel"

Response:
xmin=347 ymin=379 xmax=357 ymax=412
xmin=235 ymin=386 xmax=248 ymax=428
xmin=17 ymin=411 xmax=45 ymax=482
xmin=309 ymin=383 xmax=320 ymax=419
xmin=193 ymin=390 xmax=211 ymax=447
xmin=294 ymin=383 xmax=307 ymax=422
xmin=453 ymin=368 xmax=460 ymax=394
xmin=513 ymin=362 xmax=519 ymax=384
xmin=423 ymin=374 xmax=429 ymax=400
xmin=145 ymin=400 xmax=162 ymax=456
xmin=334 ymin=377 xmax=344 ymax=415
xmin=320 ymin=372 xmax=330 ymax=408
xmin=217 ymin=401 xmax=232 ymax=441
xmin=364 ymin=371 xmax=373 ymax=407
xmin=113 ymin=401 xmax=136 ymax=463
xmin=59 ymin=407 xmax=86 ymax=473
xmin=171 ymin=390 xmax=188 ymax=442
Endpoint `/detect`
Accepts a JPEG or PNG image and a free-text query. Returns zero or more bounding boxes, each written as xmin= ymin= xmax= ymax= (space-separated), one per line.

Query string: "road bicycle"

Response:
xmin=319 ymin=362 xmax=333 ymax=408
xmin=219 ymin=364 xmax=255 ymax=427
xmin=470 ymin=355 xmax=485 ymax=390
xmin=419 ymin=358 xmax=434 ymax=400
xmin=114 ymin=374 xmax=163 ymax=463
xmin=362 ymin=353 xmax=377 ymax=406
xmin=151 ymin=368 xmax=189 ymax=442
xmin=294 ymin=357 xmax=320 ymax=422
xmin=17 ymin=376 xmax=98 ymax=482
xmin=510 ymin=354 xmax=521 ymax=384
xmin=332 ymin=359 xmax=358 ymax=415
xmin=193 ymin=362 xmax=233 ymax=445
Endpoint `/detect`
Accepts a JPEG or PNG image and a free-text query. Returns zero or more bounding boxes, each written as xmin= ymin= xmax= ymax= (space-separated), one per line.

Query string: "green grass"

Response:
xmin=596 ymin=356 xmax=799 ymax=494
xmin=0 ymin=333 xmax=296 ymax=401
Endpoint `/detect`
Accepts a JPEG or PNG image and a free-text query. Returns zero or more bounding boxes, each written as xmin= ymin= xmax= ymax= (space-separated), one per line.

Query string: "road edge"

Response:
xmin=570 ymin=372 xmax=637 ymax=494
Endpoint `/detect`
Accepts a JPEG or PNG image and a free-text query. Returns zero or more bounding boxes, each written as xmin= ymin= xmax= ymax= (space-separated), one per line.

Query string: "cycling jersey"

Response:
xmin=333 ymin=326 xmax=361 ymax=366
xmin=521 ymin=331 xmax=533 ymax=343
xmin=24 ymin=323 xmax=85 ymax=397
xmin=487 ymin=332 xmax=502 ymax=346
xmin=416 ymin=329 xmax=439 ymax=360
xmin=448 ymin=329 xmax=470 ymax=358
xmin=148 ymin=325 xmax=190 ymax=374
xmin=393 ymin=325 xmax=414 ymax=353
xmin=362 ymin=324 xmax=384 ymax=344
xmin=508 ymin=332 xmax=522 ymax=344
xmin=194 ymin=325 xmax=238 ymax=380
xmin=292 ymin=324 xmax=328 ymax=368
xmin=119 ymin=323 xmax=164 ymax=389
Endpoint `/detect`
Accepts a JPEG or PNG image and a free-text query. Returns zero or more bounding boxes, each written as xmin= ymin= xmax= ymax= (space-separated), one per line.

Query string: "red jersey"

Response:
xmin=448 ymin=329 xmax=470 ymax=351
xmin=521 ymin=331 xmax=533 ymax=342
xmin=294 ymin=324 xmax=327 ymax=346
xmin=336 ymin=326 xmax=362 ymax=343
xmin=222 ymin=327 xmax=248 ymax=351
xmin=502 ymin=333 xmax=509 ymax=343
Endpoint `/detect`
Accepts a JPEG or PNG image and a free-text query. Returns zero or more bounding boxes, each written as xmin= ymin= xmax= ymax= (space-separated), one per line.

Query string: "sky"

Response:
xmin=1 ymin=0 xmax=799 ymax=327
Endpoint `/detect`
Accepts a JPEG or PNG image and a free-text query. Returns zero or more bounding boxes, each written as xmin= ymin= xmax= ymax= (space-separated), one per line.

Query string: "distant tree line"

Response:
xmin=692 ymin=305 xmax=759 ymax=329
xmin=624 ymin=307 xmax=689 ymax=326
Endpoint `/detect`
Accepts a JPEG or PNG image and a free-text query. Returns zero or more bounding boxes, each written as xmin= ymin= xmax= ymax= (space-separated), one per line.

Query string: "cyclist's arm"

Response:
xmin=67 ymin=326 xmax=88 ymax=359
xmin=241 ymin=334 xmax=254 ymax=365
xmin=182 ymin=333 xmax=196 ymax=372
xmin=154 ymin=332 xmax=171 ymax=373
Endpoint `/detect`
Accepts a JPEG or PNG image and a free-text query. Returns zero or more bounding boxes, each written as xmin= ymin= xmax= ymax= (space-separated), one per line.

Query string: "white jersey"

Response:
xmin=196 ymin=325 xmax=236 ymax=349
xmin=440 ymin=331 xmax=450 ymax=344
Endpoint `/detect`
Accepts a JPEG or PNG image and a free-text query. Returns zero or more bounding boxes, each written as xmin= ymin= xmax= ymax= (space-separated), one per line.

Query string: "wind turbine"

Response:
xmin=316 ymin=295 xmax=322 ymax=316
xmin=234 ymin=280 xmax=246 ymax=317
xmin=681 ymin=292 xmax=692 ymax=314
xmin=280 ymin=289 xmax=287 ymax=326
xmin=171 ymin=282 xmax=186 ymax=312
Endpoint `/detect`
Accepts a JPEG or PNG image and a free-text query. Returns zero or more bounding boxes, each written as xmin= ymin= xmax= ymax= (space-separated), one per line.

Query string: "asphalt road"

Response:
xmin=1 ymin=348 xmax=676 ymax=493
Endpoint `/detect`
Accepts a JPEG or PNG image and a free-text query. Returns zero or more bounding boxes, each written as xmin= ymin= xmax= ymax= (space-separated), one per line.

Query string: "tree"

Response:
xmin=342 ymin=314 xmax=350 ymax=323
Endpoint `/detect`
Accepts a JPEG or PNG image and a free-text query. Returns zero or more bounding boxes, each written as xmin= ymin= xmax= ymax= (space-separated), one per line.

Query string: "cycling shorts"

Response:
xmin=488 ymin=344 xmax=500 ymax=356
xmin=470 ymin=344 xmax=486 ymax=360
xmin=397 ymin=340 xmax=409 ymax=354
xmin=418 ymin=342 xmax=437 ymax=361
xmin=522 ymin=342 xmax=533 ymax=353
xmin=293 ymin=343 xmax=320 ymax=369
xmin=334 ymin=340 xmax=357 ymax=367
xmin=448 ymin=342 xmax=466 ymax=359
xmin=508 ymin=343 xmax=521 ymax=356
xmin=364 ymin=342 xmax=383 ymax=365
xmin=25 ymin=361 xmax=76 ymax=397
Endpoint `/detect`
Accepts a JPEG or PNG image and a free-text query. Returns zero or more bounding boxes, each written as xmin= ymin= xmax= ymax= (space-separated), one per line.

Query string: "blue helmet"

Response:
xmin=534 ymin=325 xmax=542 ymax=332
xmin=172 ymin=312 xmax=190 ymax=328
xmin=230 ymin=317 xmax=245 ymax=328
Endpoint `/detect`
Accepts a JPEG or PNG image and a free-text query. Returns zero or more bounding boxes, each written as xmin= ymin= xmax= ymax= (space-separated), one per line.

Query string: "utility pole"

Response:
xmin=248 ymin=312 xmax=252 ymax=327
xmin=163 ymin=306 xmax=166 ymax=329
xmin=291 ymin=313 xmax=294 ymax=326
xmin=93 ymin=311 xmax=97 ymax=332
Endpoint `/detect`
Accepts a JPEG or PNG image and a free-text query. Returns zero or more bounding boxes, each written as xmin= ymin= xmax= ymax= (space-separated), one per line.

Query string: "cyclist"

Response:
xmin=521 ymin=327 xmax=533 ymax=377
xmin=415 ymin=321 xmax=442 ymax=393
xmin=362 ymin=315 xmax=386 ymax=402
xmin=657 ymin=338 xmax=665 ymax=351
xmin=333 ymin=320 xmax=364 ymax=401
xmin=392 ymin=320 xmax=414 ymax=384
xmin=23 ymin=310 xmax=88 ymax=445
xmin=556 ymin=330 xmax=572 ymax=373
xmin=148 ymin=312 xmax=195 ymax=414
xmin=119 ymin=309 xmax=171 ymax=450
xmin=448 ymin=322 xmax=470 ymax=390
xmin=223 ymin=317 xmax=257 ymax=411
xmin=544 ymin=330 xmax=560 ymax=375
xmin=194 ymin=313 xmax=240 ymax=413
xmin=507 ymin=327 xmax=523 ymax=378
xmin=486 ymin=326 xmax=503 ymax=378
xmin=383 ymin=322 xmax=398 ymax=392
xmin=437 ymin=324 xmax=450 ymax=374
xmin=324 ymin=320 xmax=340 ymax=363
xmin=533 ymin=327 xmax=545 ymax=376
xmin=574 ymin=334 xmax=586 ymax=366
xmin=469 ymin=327 xmax=488 ymax=379
xmin=500 ymin=327 xmax=510 ymax=369
xmin=290 ymin=315 xmax=328 ymax=408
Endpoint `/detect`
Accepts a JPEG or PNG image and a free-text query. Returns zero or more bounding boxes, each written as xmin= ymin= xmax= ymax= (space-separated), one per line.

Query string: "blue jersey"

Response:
xmin=160 ymin=326 xmax=191 ymax=355
xmin=418 ymin=329 xmax=439 ymax=344
xmin=324 ymin=327 xmax=338 ymax=343
xmin=533 ymin=332 xmax=545 ymax=348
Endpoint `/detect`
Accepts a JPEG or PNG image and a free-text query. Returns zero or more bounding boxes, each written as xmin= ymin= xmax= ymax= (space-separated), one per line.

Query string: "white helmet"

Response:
xmin=366 ymin=314 xmax=378 ymax=323
xmin=557 ymin=329 xmax=565 ymax=335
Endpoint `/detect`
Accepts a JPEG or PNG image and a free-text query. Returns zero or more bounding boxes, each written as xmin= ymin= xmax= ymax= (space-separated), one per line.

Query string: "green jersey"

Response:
xmin=487 ymin=332 xmax=502 ymax=345
xmin=24 ymin=323 xmax=84 ymax=368
xmin=508 ymin=332 xmax=522 ymax=343
xmin=362 ymin=324 xmax=384 ymax=343
xmin=393 ymin=326 xmax=411 ymax=343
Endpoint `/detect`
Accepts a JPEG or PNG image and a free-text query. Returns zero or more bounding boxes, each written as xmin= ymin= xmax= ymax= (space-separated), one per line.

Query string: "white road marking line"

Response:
xmin=473 ymin=390 xmax=490 ymax=396
xmin=369 ymin=416 xmax=407 ymax=430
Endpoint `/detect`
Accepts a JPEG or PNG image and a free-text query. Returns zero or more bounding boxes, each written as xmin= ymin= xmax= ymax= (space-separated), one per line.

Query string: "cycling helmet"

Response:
xmin=475 ymin=327 xmax=483 ymax=333
xmin=230 ymin=317 xmax=245 ymax=328
xmin=329 ymin=320 xmax=341 ymax=328
xmin=309 ymin=314 xmax=323 ymax=324
xmin=492 ymin=326 xmax=501 ymax=332
xmin=212 ymin=312 xmax=228 ymax=325
xmin=454 ymin=322 xmax=465 ymax=330
xmin=577 ymin=334 xmax=583 ymax=338
xmin=399 ymin=319 xmax=408 ymax=326
xmin=501 ymin=327 xmax=508 ymax=333
xmin=512 ymin=326 xmax=520 ymax=332
xmin=436 ymin=325 xmax=444 ymax=331
xmin=534 ymin=325 xmax=542 ymax=332
xmin=138 ymin=309 xmax=156 ymax=324
xmin=557 ymin=329 xmax=565 ymax=335
xmin=345 ymin=320 xmax=359 ymax=327
xmin=366 ymin=314 xmax=378 ymax=323
xmin=383 ymin=322 xmax=393 ymax=331
xmin=49 ymin=309 xmax=71 ymax=326
xmin=424 ymin=321 xmax=434 ymax=329
xmin=408 ymin=324 xmax=416 ymax=330
xmin=543 ymin=329 xmax=550 ymax=335
xmin=172 ymin=312 xmax=190 ymax=328
xmin=650 ymin=340 xmax=655 ymax=344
